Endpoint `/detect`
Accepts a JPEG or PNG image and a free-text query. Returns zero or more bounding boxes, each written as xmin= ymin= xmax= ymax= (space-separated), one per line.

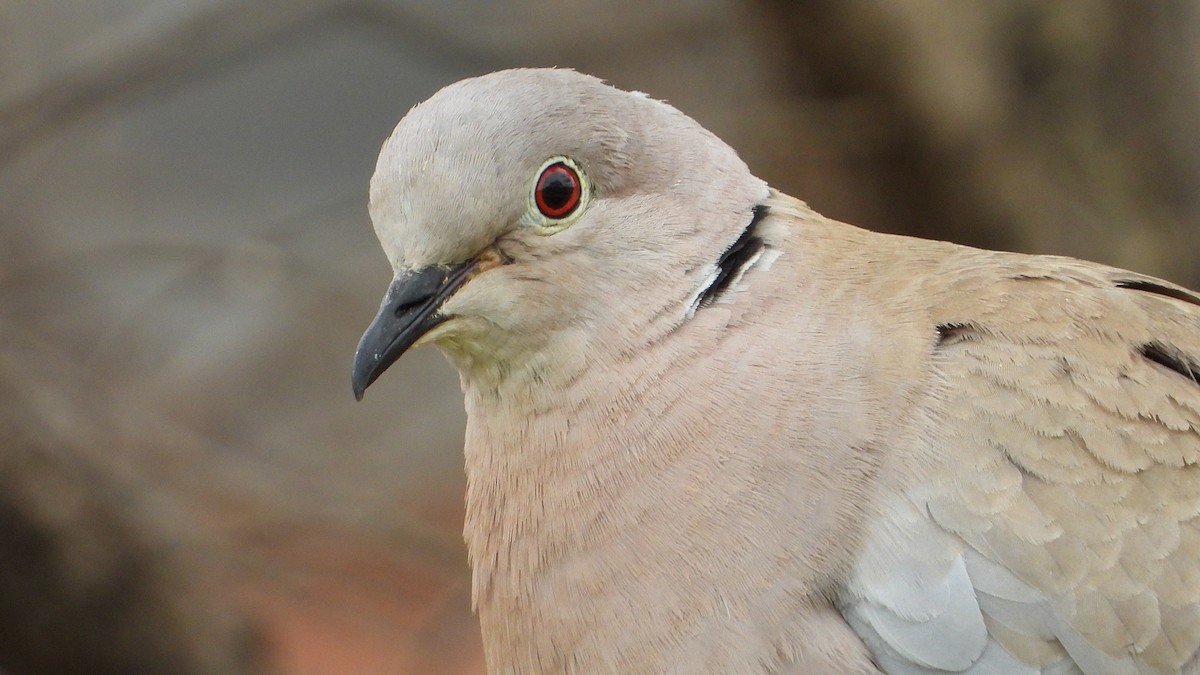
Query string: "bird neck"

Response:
xmin=457 ymin=335 xmax=666 ymax=584
xmin=451 ymin=319 xmax=887 ymax=671
xmin=455 ymin=335 xmax=699 ymax=669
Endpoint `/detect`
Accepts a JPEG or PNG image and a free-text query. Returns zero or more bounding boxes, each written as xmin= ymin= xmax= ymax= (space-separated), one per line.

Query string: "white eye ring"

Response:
xmin=524 ymin=156 xmax=590 ymax=234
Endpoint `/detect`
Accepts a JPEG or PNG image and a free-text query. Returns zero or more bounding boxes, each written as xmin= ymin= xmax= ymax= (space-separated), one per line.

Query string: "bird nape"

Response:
xmin=351 ymin=68 xmax=1200 ymax=675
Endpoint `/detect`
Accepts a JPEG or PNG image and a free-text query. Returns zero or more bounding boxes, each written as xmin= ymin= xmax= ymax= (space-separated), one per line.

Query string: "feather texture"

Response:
xmin=357 ymin=69 xmax=1200 ymax=674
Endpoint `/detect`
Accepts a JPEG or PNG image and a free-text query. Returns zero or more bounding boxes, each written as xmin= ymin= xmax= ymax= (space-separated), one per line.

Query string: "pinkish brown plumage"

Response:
xmin=354 ymin=68 xmax=1200 ymax=674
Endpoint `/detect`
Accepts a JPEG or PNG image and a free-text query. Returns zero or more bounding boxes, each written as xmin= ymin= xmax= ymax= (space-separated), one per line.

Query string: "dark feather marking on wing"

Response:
xmin=1115 ymin=279 xmax=1200 ymax=309
xmin=935 ymin=322 xmax=981 ymax=347
xmin=1140 ymin=341 xmax=1200 ymax=386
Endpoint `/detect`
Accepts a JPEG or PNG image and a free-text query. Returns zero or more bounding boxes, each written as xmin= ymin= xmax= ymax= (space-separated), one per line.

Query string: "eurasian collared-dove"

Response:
xmin=351 ymin=68 xmax=1200 ymax=674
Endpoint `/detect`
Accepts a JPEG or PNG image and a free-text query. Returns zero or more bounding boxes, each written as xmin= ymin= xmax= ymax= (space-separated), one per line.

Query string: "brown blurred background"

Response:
xmin=0 ymin=1 xmax=1197 ymax=673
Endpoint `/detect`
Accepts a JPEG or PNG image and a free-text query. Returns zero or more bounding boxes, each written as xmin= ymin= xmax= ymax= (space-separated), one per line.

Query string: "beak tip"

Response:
xmin=351 ymin=360 xmax=374 ymax=401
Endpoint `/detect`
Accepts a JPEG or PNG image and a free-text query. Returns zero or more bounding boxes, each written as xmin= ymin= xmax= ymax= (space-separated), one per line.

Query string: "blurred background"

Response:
xmin=1 ymin=1 xmax=1197 ymax=673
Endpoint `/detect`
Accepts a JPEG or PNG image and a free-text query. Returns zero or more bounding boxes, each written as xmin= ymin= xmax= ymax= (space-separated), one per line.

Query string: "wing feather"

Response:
xmin=926 ymin=258 xmax=1200 ymax=673
xmin=847 ymin=251 xmax=1200 ymax=674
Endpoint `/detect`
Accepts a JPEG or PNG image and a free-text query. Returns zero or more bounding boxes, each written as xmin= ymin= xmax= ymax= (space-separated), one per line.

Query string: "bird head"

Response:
xmin=353 ymin=68 xmax=767 ymax=399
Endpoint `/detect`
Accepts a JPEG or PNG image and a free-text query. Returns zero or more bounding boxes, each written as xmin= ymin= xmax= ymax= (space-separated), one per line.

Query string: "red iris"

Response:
xmin=534 ymin=161 xmax=582 ymax=218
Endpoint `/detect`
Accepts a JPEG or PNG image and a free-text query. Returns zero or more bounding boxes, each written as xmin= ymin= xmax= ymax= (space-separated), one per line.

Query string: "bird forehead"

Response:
xmin=368 ymin=69 xmax=649 ymax=268
xmin=384 ymin=69 xmax=620 ymax=162
xmin=368 ymin=123 xmax=541 ymax=268
xmin=368 ymin=153 xmax=518 ymax=269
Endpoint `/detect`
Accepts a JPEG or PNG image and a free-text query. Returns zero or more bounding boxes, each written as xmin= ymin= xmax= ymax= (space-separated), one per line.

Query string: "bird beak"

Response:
xmin=351 ymin=261 xmax=476 ymax=400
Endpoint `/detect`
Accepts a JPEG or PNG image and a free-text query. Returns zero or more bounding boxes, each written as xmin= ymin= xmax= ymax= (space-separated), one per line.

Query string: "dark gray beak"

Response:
xmin=351 ymin=261 xmax=476 ymax=400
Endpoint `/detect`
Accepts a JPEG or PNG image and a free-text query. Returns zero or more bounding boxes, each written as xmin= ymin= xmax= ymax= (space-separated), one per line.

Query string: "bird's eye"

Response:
xmin=534 ymin=161 xmax=582 ymax=219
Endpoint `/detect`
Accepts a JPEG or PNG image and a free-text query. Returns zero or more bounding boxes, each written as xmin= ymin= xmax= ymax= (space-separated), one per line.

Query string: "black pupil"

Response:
xmin=541 ymin=169 xmax=575 ymax=211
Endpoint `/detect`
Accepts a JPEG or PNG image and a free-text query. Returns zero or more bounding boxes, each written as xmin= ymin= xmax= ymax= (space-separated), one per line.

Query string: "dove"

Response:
xmin=351 ymin=68 xmax=1200 ymax=674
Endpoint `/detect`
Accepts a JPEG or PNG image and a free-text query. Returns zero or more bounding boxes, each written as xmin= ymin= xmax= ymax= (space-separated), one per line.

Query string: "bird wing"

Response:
xmin=841 ymin=250 xmax=1200 ymax=674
